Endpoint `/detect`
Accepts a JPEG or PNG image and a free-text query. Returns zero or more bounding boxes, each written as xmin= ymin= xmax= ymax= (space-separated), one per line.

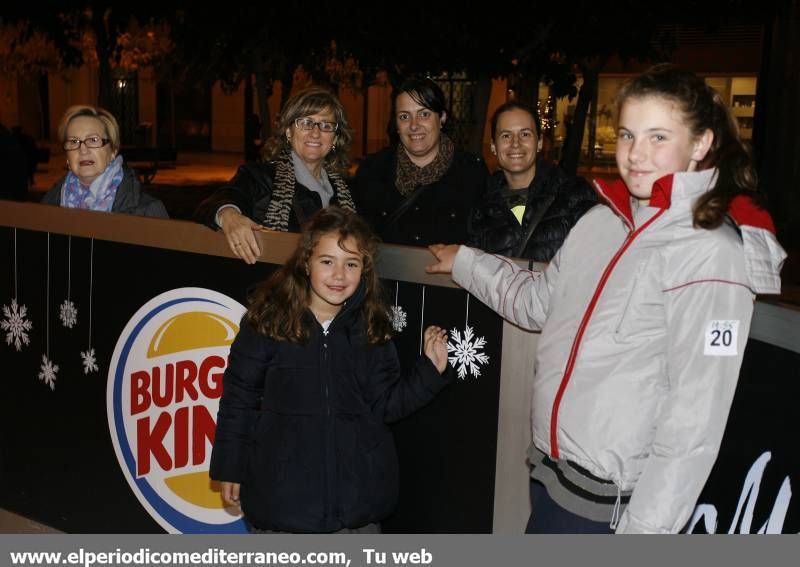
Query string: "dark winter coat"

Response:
xmin=194 ymin=162 xmax=349 ymax=232
xmin=351 ymin=146 xmax=488 ymax=246
xmin=467 ymin=160 xmax=597 ymax=262
xmin=209 ymin=285 xmax=451 ymax=533
xmin=42 ymin=166 xmax=168 ymax=218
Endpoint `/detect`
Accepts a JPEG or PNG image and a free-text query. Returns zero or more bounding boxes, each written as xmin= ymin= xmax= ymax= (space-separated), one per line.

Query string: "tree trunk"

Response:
xmin=280 ymin=63 xmax=294 ymax=109
xmin=362 ymin=81 xmax=370 ymax=156
xmin=559 ymin=59 xmax=603 ymax=176
xmin=541 ymin=85 xmax=557 ymax=162
xmin=513 ymin=69 xmax=541 ymax=107
xmin=586 ymin=81 xmax=599 ymax=168
xmin=467 ymin=75 xmax=492 ymax=158
xmin=252 ymin=49 xmax=272 ymax=139
xmin=92 ymin=9 xmax=113 ymax=110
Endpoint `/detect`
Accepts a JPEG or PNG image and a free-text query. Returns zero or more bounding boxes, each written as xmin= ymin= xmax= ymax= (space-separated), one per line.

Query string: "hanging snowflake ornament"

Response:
xmin=447 ymin=325 xmax=490 ymax=380
xmin=80 ymin=348 xmax=98 ymax=374
xmin=38 ymin=354 xmax=59 ymax=390
xmin=390 ymin=305 xmax=408 ymax=333
xmin=2 ymin=298 xmax=33 ymax=351
xmin=59 ymin=299 xmax=78 ymax=328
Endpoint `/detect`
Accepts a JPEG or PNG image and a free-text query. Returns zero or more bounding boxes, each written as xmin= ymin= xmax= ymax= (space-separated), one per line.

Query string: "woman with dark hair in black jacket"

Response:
xmin=468 ymin=101 xmax=597 ymax=262
xmin=352 ymin=77 xmax=487 ymax=247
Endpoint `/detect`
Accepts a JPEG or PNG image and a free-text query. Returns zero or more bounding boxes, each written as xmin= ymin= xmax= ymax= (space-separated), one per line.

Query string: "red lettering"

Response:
xmin=151 ymin=365 xmax=174 ymax=408
xmin=192 ymin=405 xmax=217 ymax=466
xmin=173 ymin=406 xmax=189 ymax=469
xmin=199 ymin=355 xmax=225 ymax=399
xmin=176 ymin=360 xmax=199 ymax=403
xmin=136 ymin=413 xmax=172 ymax=476
xmin=130 ymin=371 xmax=151 ymax=415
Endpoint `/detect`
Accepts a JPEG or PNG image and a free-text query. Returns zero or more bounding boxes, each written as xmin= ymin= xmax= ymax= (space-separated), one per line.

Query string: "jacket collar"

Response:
xmin=110 ymin=167 xmax=137 ymax=212
xmin=307 ymin=279 xmax=366 ymax=333
xmin=592 ymin=169 xmax=717 ymax=230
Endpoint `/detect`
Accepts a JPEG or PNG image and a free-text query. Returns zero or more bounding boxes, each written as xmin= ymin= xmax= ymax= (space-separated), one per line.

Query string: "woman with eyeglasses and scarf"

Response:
xmin=42 ymin=105 xmax=168 ymax=218
xmin=351 ymin=77 xmax=488 ymax=247
xmin=195 ymin=88 xmax=357 ymax=264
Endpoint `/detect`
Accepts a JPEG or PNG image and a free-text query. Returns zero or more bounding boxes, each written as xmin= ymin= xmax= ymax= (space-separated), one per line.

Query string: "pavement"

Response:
xmin=31 ymin=150 xmax=241 ymax=194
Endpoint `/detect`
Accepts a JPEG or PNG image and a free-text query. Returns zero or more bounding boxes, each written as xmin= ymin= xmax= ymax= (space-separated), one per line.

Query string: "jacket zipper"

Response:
xmin=549 ymin=208 xmax=666 ymax=459
xmin=316 ymin=317 xmax=335 ymax=525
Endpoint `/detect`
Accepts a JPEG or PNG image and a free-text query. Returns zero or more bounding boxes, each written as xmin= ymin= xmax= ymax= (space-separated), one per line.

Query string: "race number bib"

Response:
xmin=704 ymin=320 xmax=740 ymax=356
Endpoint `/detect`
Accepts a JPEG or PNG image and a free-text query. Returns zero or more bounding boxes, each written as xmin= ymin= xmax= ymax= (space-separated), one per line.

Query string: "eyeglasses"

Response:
xmin=63 ymin=136 xmax=111 ymax=151
xmin=294 ymin=117 xmax=338 ymax=133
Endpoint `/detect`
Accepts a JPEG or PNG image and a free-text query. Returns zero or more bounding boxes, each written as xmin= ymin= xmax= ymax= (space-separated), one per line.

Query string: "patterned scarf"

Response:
xmin=263 ymin=148 xmax=357 ymax=231
xmin=61 ymin=155 xmax=124 ymax=211
xmin=394 ymin=133 xmax=455 ymax=196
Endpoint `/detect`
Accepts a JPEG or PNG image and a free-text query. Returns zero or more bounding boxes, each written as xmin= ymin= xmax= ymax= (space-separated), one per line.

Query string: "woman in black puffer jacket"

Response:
xmin=468 ymin=102 xmax=597 ymax=262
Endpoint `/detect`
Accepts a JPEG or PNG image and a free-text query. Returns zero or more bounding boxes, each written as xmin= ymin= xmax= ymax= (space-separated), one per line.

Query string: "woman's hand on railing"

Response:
xmin=426 ymin=244 xmax=461 ymax=275
xmin=218 ymin=208 xmax=262 ymax=264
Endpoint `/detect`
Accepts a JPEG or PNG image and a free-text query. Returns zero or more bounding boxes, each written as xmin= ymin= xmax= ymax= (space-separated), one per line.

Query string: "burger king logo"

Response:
xmin=107 ymin=288 xmax=247 ymax=533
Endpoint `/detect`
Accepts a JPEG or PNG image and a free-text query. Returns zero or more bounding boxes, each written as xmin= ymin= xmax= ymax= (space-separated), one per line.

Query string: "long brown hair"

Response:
xmin=616 ymin=64 xmax=761 ymax=229
xmin=246 ymin=207 xmax=392 ymax=344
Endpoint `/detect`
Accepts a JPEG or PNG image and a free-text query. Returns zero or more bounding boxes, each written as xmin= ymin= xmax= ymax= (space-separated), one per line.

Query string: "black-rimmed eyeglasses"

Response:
xmin=294 ymin=117 xmax=338 ymax=133
xmin=63 ymin=136 xmax=111 ymax=151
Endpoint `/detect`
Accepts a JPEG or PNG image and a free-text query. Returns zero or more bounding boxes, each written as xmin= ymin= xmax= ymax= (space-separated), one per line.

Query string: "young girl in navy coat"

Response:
xmin=210 ymin=206 xmax=450 ymax=533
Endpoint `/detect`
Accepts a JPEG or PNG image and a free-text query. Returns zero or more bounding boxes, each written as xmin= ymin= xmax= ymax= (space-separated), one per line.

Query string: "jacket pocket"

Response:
xmin=339 ymin=418 xmax=399 ymax=525
xmin=242 ymin=413 xmax=326 ymax=530
xmin=614 ymin=259 xmax=648 ymax=338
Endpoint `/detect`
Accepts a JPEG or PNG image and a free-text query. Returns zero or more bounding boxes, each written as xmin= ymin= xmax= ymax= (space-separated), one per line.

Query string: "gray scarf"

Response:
xmin=292 ymin=150 xmax=334 ymax=207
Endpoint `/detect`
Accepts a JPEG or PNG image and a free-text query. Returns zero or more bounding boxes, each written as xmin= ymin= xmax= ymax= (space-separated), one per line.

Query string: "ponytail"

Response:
xmin=693 ymin=88 xmax=761 ymax=229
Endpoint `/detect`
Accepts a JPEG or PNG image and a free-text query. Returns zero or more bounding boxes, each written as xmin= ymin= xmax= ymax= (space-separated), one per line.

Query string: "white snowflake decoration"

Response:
xmin=390 ymin=305 xmax=408 ymax=333
xmin=59 ymin=299 xmax=78 ymax=328
xmin=2 ymin=298 xmax=33 ymax=351
xmin=38 ymin=354 xmax=59 ymax=390
xmin=447 ymin=325 xmax=490 ymax=380
xmin=81 ymin=348 xmax=98 ymax=374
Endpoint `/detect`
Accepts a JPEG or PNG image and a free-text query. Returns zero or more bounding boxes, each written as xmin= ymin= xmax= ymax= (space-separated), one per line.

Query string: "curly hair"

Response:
xmin=616 ymin=64 xmax=761 ymax=229
xmin=246 ymin=207 xmax=392 ymax=345
xmin=262 ymin=87 xmax=352 ymax=173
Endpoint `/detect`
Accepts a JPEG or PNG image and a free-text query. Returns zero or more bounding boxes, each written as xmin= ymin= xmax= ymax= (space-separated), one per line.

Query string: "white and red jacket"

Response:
xmin=451 ymin=169 xmax=786 ymax=534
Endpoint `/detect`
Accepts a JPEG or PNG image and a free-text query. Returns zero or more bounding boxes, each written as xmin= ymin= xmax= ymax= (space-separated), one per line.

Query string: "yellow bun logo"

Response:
xmin=107 ymin=288 xmax=247 ymax=533
xmin=148 ymin=312 xmax=238 ymax=358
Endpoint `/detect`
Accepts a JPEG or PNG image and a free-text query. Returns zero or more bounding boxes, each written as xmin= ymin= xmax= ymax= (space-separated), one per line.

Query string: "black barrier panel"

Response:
xmin=380 ymin=281 xmax=503 ymax=533
xmin=0 ymin=229 xmax=275 ymax=532
xmin=690 ymin=338 xmax=799 ymax=533
xmin=0 ymin=228 xmax=502 ymax=533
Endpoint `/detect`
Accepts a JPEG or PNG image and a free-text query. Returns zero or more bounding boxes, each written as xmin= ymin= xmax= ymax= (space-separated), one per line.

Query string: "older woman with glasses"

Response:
xmin=42 ymin=105 xmax=168 ymax=218
xmin=195 ymin=87 xmax=357 ymax=264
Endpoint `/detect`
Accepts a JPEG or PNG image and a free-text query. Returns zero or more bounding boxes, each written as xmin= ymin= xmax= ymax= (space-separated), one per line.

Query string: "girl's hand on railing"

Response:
xmin=426 ymin=244 xmax=461 ymax=275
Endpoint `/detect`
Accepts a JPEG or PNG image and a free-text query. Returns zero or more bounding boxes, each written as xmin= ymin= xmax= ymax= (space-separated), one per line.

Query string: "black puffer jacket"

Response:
xmin=42 ymin=166 xmax=168 ymax=218
xmin=194 ymin=162 xmax=347 ymax=231
xmin=351 ymin=146 xmax=487 ymax=246
xmin=209 ymin=285 xmax=451 ymax=533
xmin=467 ymin=160 xmax=597 ymax=262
